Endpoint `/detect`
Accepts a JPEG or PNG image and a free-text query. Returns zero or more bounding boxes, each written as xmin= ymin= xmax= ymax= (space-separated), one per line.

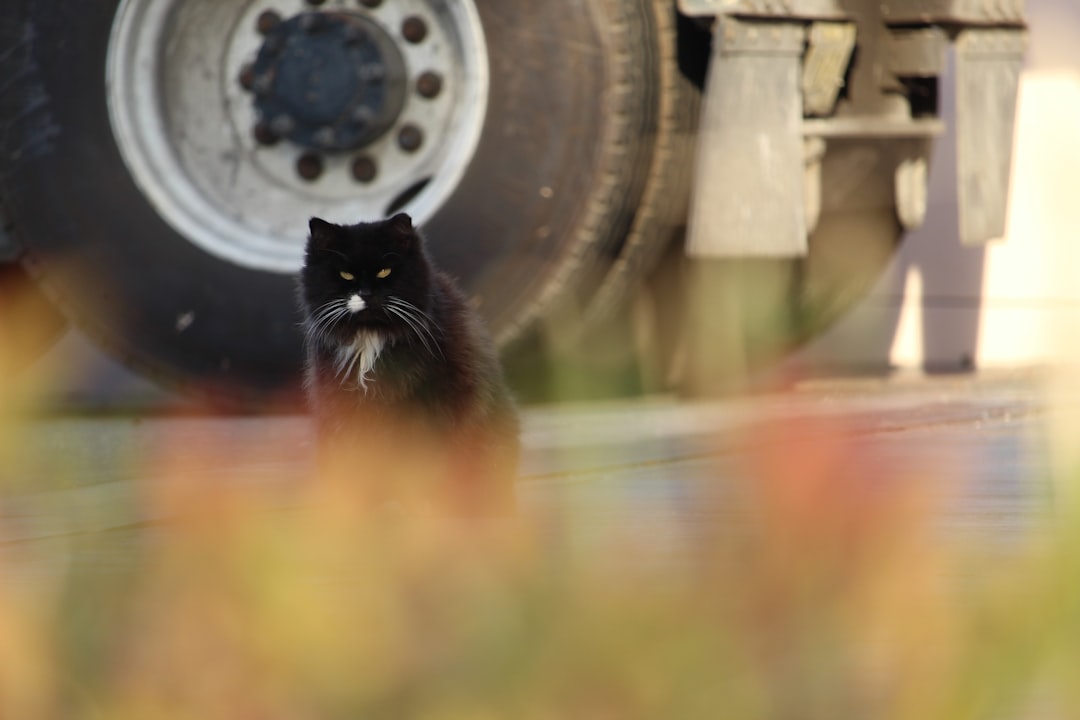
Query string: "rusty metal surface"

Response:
xmin=881 ymin=0 xmax=1026 ymax=25
xmin=887 ymin=27 xmax=949 ymax=77
xmin=678 ymin=0 xmax=849 ymax=20
xmin=802 ymin=22 xmax=856 ymax=117
xmin=678 ymin=0 xmax=1025 ymax=24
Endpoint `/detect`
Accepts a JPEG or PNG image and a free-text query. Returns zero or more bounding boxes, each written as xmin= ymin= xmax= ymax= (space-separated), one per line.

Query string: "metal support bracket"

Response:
xmin=887 ymin=27 xmax=948 ymax=78
xmin=881 ymin=0 xmax=1025 ymax=26
xmin=955 ymin=27 xmax=1026 ymax=244
xmin=803 ymin=136 xmax=826 ymax=235
xmin=895 ymin=140 xmax=934 ymax=230
xmin=678 ymin=0 xmax=1024 ymax=25
xmin=686 ymin=17 xmax=808 ymax=258
xmin=678 ymin=0 xmax=848 ymax=20
xmin=802 ymin=22 xmax=856 ymax=117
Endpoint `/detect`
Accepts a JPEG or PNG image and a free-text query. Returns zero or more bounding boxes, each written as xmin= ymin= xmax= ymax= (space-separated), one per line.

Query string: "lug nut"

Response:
xmin=343 ymin=24 xmax=366 ymax=45
xmin=296 ymin=152 xmax=324 ymax=181
xmin=299 ymin=12 xmax=324 ymax=33
xmin=397 ymin=124 xmax=423 ymax=152
xmin=269 ymin=114 xmax=295 ymax=137
xmin=252 ymin=72 xmax=274 ymax=95
xmin=313 ymin=126 xmax=337 ymax=148
xmin=358 ymin=63 xmax=386 ymax=83
xmin=352 ymin=106 xmax=374 ymax=126
xmin=401 ymin=16 xmax=428 ymax=43
xmin=253 ymin=121 xmax=279 ymax=146
xmin=256 ymin=10 xmax=282 ymax=35
xmin=351 ymin=155 xmax=378 ymax=183
xmin=238 ymin=63 xmax=256 ymax=91
xmin=416 ymin=71 xmax=443 ymax=99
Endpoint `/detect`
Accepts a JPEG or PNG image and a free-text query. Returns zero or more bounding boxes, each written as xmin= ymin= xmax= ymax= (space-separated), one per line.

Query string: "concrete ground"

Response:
xmin=1 ymin=370 xmax=1058 ymax=571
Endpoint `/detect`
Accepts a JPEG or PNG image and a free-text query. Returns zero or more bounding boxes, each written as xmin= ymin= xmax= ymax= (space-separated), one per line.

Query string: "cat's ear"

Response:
xmin=386 ymin=213 xmax=419 ymax=249
xmin=307 ymin=217 xmax=337 ymax=251
xmin=388 ymin=213 xmax=413 ymax=234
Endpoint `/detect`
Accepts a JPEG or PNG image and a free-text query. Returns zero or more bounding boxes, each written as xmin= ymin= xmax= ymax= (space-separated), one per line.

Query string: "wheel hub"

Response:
xmin=106 ymin=0 xmax=489 ymax=273
xmin=249 ymin=11 xmax=407 ymax=152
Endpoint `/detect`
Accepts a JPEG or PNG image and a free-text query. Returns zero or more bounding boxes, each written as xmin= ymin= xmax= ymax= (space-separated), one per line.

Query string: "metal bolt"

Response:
xmin=397 ymin=124 xmax=423 ymax=152
xmin=416 ymin=71 xmax=443 ymax=99
xmin=253 ymin=121 xmax=279 ymax=146
xmin=359 ymin=0 xmax=382 ymax=7
xmin=343 ymin=24 xmax=366 ymax=45
xmin=299 ymin=12 xmax=324 ymax=33
xmin=296 ymin=152 xmax=324 ymax=181
xmin=351 ymin=155 xmax=378 ymax=183
xmin=358 ymin=64 xmax=386 ymax=83
xmin=252 ymin=72 xmax=274 ymax=95
xmin=256 ymin=10 xmax=282 ymax=35
xmin=401 ymin=16 xmax=428 ymax=43
xmin=352 ymin=106 xmax=374 ymax=126
xmin=313 ymin=126 xmax=337 ymax=148
xmin=269 ymin=114 xmax=296 ymax=137
xmin=238 ymin=63 xmax=256 ymax=91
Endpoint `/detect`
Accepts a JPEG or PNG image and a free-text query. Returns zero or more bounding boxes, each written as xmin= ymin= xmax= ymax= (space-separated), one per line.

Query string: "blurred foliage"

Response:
xmin=1 ymin=300 xmax=1078 ymax=718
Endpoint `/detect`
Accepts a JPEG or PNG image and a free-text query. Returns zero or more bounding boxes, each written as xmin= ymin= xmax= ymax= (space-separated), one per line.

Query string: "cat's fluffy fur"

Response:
xmin=298 ymin=213 xmax=519 ymax=514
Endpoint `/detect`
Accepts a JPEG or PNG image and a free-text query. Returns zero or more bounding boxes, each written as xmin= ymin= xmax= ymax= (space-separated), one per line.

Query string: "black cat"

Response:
xmin=298 ymin=213 xmax=519 ymax=514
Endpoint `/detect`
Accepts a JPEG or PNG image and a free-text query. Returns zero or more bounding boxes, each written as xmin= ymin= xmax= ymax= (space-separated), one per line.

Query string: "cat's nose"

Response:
xmin=346 ymin=294 xmax=366 ymax=313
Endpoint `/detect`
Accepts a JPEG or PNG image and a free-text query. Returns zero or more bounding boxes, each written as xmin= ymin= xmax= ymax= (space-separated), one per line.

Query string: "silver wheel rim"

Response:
xmin=106 ymin=0 xmax=488 ymax=274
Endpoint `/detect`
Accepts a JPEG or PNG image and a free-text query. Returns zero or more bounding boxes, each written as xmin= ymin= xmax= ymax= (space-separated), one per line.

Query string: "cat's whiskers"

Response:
xmin=384 ymin=305 xmax=434 ymax=357
xmin=306 ymin=299 xmax=351 ymax=339
xmin=385 ymin=297 xmax=443 ymax=359
xmin=307 ymin=300 xmax=342 ymax=331
xmin=386 ymin=297 xmax=435 ymax=334
xmin=308 ymin=312 xmax=346 ymax=339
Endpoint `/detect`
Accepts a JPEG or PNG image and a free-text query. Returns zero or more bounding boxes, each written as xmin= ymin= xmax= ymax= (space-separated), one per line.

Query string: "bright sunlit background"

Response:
xmin=802 ymin=0 xmax=1080 ymax=374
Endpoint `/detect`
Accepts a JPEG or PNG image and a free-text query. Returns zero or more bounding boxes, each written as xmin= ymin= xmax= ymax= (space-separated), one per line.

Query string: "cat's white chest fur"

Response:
xmin=335 ymin=330 xmax=385 ymax=390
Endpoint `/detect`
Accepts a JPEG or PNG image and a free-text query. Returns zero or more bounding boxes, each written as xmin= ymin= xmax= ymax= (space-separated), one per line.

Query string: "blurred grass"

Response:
xmin=1 ymin=284 xmax=1077 ymax=718
xmin=0 ymin=411 xmax=1071 ymax=719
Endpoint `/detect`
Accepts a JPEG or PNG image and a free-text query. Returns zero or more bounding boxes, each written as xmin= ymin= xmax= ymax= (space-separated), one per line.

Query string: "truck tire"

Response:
xmin=506 ymin=8 xmax=705 ymax=402
xmin=0 ymin=0 xmax=671 ymax=405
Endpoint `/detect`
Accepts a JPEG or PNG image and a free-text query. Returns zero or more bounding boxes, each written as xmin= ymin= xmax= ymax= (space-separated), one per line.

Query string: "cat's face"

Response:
xmin=300 ymin=213 xmax=432 ymax=343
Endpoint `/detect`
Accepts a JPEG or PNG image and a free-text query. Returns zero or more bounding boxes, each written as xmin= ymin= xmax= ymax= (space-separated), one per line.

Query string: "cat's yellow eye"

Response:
xmin=376 ymin=268 xmax=392 ymax=279
xmin=339 ymin=271 xmax=355 ymax=281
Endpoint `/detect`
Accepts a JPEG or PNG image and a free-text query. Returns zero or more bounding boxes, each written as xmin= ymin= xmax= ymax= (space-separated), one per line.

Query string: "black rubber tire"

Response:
xmin=0 ymin=0 xmax=662 ymax=405
xmin=578 ymin=8 xmax=705 ymax=333
xmin=503 ymin=2 xmax=703 ymax=403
